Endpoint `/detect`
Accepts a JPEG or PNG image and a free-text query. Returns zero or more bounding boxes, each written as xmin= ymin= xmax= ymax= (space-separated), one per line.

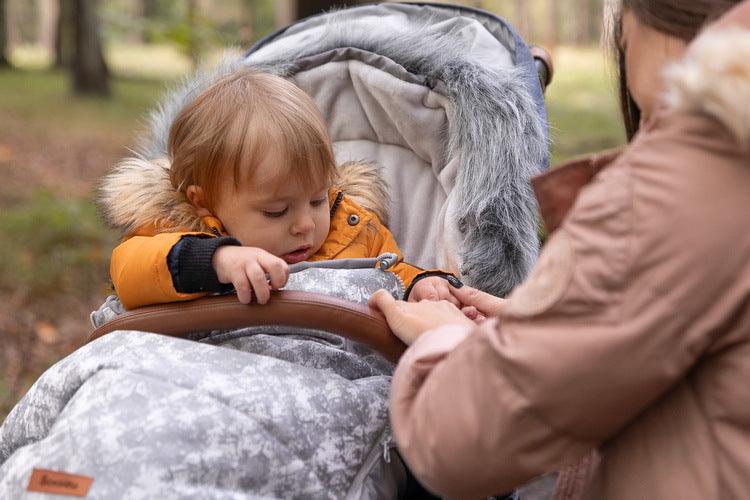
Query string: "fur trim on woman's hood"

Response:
xmin=97 ymin=158 xmax=390 ymax=235
xmin=665 ymin=27 xmax=750 ymax=151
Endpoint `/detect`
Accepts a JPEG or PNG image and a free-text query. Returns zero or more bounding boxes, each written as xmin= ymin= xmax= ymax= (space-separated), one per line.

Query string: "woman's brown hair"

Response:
xmin=168 ymin=69 xmax=336 ymax=209
xmin=613 ymin=0 xmax=741 ymax=141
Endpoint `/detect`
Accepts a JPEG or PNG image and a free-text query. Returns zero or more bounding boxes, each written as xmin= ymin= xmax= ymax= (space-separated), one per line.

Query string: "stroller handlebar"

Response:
xmin=531 ymin=46 xmax=554 ymax=92
xmin=87 ymin=292 xmax=407 ymax=363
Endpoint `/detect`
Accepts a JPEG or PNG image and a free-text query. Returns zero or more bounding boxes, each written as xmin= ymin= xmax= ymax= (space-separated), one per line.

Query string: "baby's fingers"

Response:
xmin=461 ymin=306 xmax=487 ymax=324
xmin=246 ymin=262 xmax=271 ymax=304
xmin=261 ymin=254 xmax=289 ymax=290
xmin=233 ymin=275 xmax=253 ymax=304
xmin=436 ymin=282 xmax=461 ymax=307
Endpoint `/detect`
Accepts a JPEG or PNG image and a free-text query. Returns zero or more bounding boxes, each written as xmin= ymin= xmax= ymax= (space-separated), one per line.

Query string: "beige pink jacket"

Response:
xmin=389 ymin=8 xmax=750 ymax=499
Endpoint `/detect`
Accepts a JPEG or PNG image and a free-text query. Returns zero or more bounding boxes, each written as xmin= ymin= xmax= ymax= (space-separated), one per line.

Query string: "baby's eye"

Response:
xmin=263 ymin=207 xmax=288 ymax=218
xmin=310 ymin=197 xmax=327 ymax=207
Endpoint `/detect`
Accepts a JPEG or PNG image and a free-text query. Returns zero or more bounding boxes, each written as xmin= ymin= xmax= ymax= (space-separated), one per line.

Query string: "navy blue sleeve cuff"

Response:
xmin=167 ymin=235 xmax=240 ymax=293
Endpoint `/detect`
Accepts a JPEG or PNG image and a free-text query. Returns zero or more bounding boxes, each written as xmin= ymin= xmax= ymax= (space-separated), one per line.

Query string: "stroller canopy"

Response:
xmin=143 ymin=2 xmax=549 ymax=296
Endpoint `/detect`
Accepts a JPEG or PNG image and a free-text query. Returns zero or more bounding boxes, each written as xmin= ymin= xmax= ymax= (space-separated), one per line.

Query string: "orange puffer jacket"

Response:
xmin=110 ymin=189 xmax=428 ymax=310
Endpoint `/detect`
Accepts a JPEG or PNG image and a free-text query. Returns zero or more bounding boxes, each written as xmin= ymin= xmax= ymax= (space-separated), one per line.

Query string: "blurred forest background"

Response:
xmin=0 ymin=0 xmax=623 ymax=420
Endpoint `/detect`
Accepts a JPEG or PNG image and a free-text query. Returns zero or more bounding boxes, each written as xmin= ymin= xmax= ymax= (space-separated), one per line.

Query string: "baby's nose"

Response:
xmin=291 ymin=213 xmax=315 ymax=235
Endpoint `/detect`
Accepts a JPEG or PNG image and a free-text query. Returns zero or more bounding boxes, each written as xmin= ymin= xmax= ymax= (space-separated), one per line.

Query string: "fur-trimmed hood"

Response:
xmin=665 ymin=27 xmax=750 ymax=151
xmin=97 ymin=158 xmax=390 ymax=235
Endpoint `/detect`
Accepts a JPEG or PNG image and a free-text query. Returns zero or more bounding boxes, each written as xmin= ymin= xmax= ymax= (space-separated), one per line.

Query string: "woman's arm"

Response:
xmin=384 ymin=112 xmax=741 ymax=495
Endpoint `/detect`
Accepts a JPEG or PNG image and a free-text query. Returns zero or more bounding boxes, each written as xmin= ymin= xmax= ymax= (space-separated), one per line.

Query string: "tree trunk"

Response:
xmin=275 ymin=0 xmax=294 ymax=28
xmin=546 ymin=0 xmax=559 ymax=48
xmin=6 ymin=0 xmax=19 ymax=52
xmin=72 ymin=0 xmax=109 ymax=95
xmin=0 ymin=0 xmax=9 ymax=66
xmin=38 ymin=0 xmax=57 ymax=61
xmin=514 ymin=0 xmax=532 ymax=40
xmin=295 ymin=0 xmax=367 ymax=20
xmin=55 ymin=0 xmax=74 ymax=67
xmin=187 ymin=0 xmax=200 ymax=68
xmin=576 ymin=0 xmax=591 ymax=44
xmin=239 ymin=0 xmax=255 ymax=46
xmin=141 ymin=0 xmax=156 ymax=43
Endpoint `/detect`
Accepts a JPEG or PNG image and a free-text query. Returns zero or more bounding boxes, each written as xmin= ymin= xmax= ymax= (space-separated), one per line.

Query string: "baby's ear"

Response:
xmin=186 ymin=185 xmax=213 ymax=217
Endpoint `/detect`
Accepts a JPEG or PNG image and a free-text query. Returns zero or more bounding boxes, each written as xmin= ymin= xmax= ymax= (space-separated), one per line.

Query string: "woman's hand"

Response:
xmin=369 ymin=290 xmax=474 ymax=345
xmin=450 ymin=285 xmax=508 ymax=318
xmin=212 ymin=246 xmax=289 ymax=304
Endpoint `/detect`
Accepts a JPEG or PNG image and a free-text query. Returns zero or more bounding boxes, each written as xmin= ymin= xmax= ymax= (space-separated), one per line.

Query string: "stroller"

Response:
xmin=0 ymin=3 xmax=550 ymax=498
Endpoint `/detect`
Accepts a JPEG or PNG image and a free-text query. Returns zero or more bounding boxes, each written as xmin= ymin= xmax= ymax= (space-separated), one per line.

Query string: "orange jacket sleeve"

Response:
xmin=110 ymin=232 xmax=209 ymax=310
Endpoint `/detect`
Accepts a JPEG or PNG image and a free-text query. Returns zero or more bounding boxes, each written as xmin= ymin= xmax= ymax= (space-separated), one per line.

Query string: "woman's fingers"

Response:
xmin=370 ymin=290 xmax=475 ymax=345
xmin=369 ymin=289 xmax=400 ymax=317
xmin=450 ymin=285 xmax=506 ymax=317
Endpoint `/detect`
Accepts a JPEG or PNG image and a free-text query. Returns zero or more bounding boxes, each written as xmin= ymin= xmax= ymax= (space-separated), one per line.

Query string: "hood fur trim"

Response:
xmin=665 ymin=28 xmax=750 ymax=150
xmin=335 ymin=160 xmax=390 ymax=225
xmin=97 ymin=157 xmax=206 ymax=234
xmin=97 ymin=158 xmax=390 ymax=235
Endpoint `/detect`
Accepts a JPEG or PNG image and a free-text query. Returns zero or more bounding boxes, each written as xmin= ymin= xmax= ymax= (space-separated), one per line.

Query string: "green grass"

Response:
xmin=0 ymin=67 xmax=168 ymax=135
xmin=0 ymin=192 xmax=116 ymax=299
xmin=545 ymin=46 xmax=625 ymax=164
xmin=12 ymin=43 xmax=194 ymax=80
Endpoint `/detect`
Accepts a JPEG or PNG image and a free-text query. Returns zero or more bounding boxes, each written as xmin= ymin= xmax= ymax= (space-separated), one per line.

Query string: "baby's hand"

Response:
xmin=408 ymin=276 xmax=460 ymax=305
xmin=460 ymin=306 xmax=487 ymax=324
xmin=212 ymin=246 xmax=289 ymax=304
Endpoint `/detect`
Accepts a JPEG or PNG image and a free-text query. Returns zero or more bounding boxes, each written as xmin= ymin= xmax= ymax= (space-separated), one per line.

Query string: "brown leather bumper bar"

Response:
xmin=88 ymin=291 xmax=407 ymax=363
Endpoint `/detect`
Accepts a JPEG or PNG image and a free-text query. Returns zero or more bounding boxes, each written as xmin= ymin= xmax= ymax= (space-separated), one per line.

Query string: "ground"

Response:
xmin=0 ymin=45 xmax=623 ymax=421
xmin=0 ymin=65 xmax=168 ymax=418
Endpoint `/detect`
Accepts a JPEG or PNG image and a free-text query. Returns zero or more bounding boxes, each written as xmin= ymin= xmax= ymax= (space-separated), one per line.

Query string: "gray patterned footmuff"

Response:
xmin=0 ymin=269 xmax=407 ymax=499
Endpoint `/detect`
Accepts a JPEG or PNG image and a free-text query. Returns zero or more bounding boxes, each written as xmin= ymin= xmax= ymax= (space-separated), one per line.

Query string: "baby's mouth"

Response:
xmin=282 ymin=246 xmax=312 ymax=264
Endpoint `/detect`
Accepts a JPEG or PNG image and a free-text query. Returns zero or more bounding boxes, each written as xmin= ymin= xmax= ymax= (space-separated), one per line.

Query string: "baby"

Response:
xmin=104 ymin=69 xmax=460 ymax=310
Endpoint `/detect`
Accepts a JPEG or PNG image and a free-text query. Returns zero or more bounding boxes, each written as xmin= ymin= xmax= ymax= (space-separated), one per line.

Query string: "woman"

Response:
xmin=369 ymin=1 xmax=750 ymax=498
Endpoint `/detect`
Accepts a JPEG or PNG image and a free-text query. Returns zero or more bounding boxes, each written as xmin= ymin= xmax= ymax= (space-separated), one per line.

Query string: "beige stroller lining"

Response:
xmin=248 ymin=4 xmax=520 ymax=273
xmin=294 ymin=55 xmax=454 ymax=270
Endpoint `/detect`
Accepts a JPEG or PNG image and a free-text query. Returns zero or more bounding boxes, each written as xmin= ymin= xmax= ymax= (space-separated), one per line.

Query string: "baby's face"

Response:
xmin=211 ymin=160 xmax=331 ymax=264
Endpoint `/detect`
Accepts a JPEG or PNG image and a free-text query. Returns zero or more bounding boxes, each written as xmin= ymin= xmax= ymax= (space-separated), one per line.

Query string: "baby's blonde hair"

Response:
xmin=168 ymin=69 xmax=337 ymax=209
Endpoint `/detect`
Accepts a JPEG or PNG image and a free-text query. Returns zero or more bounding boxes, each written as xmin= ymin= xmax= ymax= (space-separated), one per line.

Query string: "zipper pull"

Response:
xmin=382 ymin=438 xmax=391 ymax=463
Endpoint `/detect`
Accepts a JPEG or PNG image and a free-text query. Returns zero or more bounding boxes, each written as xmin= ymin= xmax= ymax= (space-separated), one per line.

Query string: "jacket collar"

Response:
xmin=532 ymin=148 xmax=623 ymax=234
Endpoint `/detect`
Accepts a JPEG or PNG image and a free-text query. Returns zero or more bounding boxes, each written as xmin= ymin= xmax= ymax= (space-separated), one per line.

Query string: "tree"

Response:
xmin=574 ymin=0 xmax=598 ymax=45
xmin=38 ymin=0 xmax=56 ymax=55
xmin=546 ymin=0 xmax=560 ymax=48
xmin=295 ymin=1 xmax=367 ymax=20
xmin=54 ymin=0 xmax=74 ymax=67
xmin=72 ymin=0 xmax=109 ymax=95
xmin=141 ymin=0 xmax=157 ymax=43
xmin=187 ymin=0 xmax=200 ymax=67
xmin=0 ymin=0 xmax=9 ymax=66
xmin=514 ymin=0 xmax=532 ymax=40
xmin=240 ymin=0 xmax=257 ymax=45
